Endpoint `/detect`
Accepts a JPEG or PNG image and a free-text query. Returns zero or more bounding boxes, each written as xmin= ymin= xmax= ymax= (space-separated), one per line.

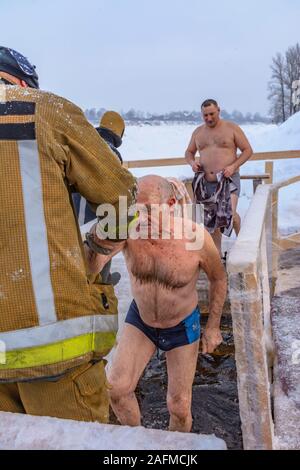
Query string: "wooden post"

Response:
xmin=260 ymin=226 xmax=275 ymax=378
xmin=227 ymin=185 xmax=274 ymax=449
xmin=271 ymin=189 xmax=279 ymax=297
xmin=228 ymin=267 xmax=274 ymax=449
xmin=265 ymin=161 xmax=274 ymax=184
xmin=184 ymin=180 xmax=194 ymax=202
xmin=253 ymin=178 xmax=262 ymax=193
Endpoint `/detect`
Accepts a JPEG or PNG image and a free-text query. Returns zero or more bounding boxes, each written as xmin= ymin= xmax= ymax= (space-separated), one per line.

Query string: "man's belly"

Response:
xmin=200 ymin=150 xmax=237 ymax=181
xmin=131 ymin=281 xmax=199 ymax=329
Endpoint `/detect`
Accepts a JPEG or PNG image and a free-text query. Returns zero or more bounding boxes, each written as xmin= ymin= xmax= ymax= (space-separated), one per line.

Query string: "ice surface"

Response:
xmin=0 ymin=411 xmax=227 ymax=450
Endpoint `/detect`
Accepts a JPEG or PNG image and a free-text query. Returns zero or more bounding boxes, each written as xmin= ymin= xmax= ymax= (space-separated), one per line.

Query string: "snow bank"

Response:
xmin=0 ymin=411 xmax=227 ymax=450
xmin=249 ymin=112 xmax=300 ymax=152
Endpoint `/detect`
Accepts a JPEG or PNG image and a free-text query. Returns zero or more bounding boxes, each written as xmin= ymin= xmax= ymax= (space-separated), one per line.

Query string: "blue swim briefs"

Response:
xmin=125 ymin=299 xmax=201 ymax=351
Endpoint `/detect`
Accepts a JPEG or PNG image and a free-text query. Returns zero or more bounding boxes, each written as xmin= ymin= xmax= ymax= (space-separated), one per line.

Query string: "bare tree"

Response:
xmin=284 ymin=43 xmax=300 ymax=115
xmin=268 ymin=52 xmax=287 ymax=123
xmin=268 ymin=43 xmax=300 ymax=123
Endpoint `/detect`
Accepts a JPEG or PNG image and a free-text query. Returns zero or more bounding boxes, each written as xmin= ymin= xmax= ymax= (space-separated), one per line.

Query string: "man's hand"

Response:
xmin=84 ymin=223 xmax=126 ymax=275
xmin=201 ymin=326 xmax=222 ymax=354
xmin=223 ymin=163 xmax=237 ymax=178
xmin=84 ymin=243 xmax=110 ymax=274
xmin=191 ymin=161 xmax=202 ymax=173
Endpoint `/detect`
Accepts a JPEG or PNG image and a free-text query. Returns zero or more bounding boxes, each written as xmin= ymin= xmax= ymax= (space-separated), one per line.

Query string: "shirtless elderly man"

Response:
xmin=99 ymin=175 xmax=227 ymax=433
xmin=185 ymin=99 xmax=253 ymax=255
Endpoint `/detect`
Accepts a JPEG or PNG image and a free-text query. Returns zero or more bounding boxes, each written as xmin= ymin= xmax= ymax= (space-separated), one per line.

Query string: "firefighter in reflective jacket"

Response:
xmin=0 ymin=46 xmax=136 ymax=422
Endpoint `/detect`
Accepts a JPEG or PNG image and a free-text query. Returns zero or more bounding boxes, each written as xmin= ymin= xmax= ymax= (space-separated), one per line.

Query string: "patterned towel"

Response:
xmin=192 ymin=171 xmax=233 ymax=236
xmin=167 ymin=177 xmax=192 ymax=205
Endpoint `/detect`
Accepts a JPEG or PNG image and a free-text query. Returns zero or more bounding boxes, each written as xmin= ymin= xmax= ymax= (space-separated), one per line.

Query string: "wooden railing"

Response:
xmin=227 ymin=185 xmax=274 ymax=450
xmin=122 ymin=150 xmax=300 ymax=192
xmin=270 ymin=175 xmax=300 ymax=295
xmin=123 ymin=150 xmax=300 ymax=169
xmin=227 ymin=173 xmax=300 ymax=450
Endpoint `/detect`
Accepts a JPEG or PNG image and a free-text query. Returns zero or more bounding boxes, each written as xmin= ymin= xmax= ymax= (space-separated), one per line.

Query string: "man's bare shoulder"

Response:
xmin=221 ymin=120 xmax=242 ymax=131
xmin=192 ymin=124 xmax=206 ymax=135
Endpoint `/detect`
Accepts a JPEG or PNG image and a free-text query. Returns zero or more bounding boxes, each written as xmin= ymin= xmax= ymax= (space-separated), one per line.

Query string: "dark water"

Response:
xmin=111 ymin=315 xmax=243 ymax=449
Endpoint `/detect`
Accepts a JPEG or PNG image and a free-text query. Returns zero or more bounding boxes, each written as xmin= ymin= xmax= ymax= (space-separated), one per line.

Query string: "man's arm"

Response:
xmin=185 ymin=129 xmax=202 ymax=173
xmin=84 ymin=241 xmax=126 ymax=276
xmin=84 ymin=224 xmax=126 ymax=275
xmin=53 ymin=97 xmax=137 ymax=254
xmin=223 ymin=124 xmax=253 ymax=177
xmin=199 ymin=231 xmax=227 ymax=353
xmin=54 ymin=99 xmax=136 ymax=210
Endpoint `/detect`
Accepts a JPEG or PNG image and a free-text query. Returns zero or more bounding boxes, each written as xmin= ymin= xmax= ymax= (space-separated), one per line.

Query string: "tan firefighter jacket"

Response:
xmin=0 ymin=84 xmax=136 ymax=381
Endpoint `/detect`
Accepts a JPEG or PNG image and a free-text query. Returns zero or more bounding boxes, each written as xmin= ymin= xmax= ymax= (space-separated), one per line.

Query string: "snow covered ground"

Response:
xmin=0 ymin=411 xmax=227 ymax=450
xmin=119 ymin=114 xmax=300 ymax=231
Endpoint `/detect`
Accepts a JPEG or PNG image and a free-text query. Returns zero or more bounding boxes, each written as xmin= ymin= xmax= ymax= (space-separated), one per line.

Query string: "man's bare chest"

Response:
xmin=195 ymin=131 xmax=235 ymax=151
xmin=125 ymin=240 xmax=197 ymax=289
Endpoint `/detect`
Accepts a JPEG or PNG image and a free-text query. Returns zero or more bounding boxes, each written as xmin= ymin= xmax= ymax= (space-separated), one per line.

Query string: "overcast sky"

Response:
xmin=1 ymin=0 xmax=300 ymax=115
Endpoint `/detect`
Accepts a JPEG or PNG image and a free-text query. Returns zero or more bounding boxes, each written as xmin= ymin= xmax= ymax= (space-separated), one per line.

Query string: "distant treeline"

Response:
xmin=85 ymin=107 xmax=271 ymax=125
xmin=268 ymin=42 xmax=300 ymax=123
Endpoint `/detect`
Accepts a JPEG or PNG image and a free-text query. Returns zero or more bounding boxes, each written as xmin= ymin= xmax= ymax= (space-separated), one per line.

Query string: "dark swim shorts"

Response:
xmin=125 ymin=299 xmax=201 ymax=351
xmin=204 ymin=172 xmax=241 ymax=197
xmin=229 ymin=172 xmax=241 ymax=196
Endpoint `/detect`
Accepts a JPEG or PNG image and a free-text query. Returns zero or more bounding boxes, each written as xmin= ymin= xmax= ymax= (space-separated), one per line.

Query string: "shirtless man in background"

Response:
xmin=185 ymin=99 xmax=253 ymax=254
xmin=102 ymin=175 xmax=227 ymax=433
